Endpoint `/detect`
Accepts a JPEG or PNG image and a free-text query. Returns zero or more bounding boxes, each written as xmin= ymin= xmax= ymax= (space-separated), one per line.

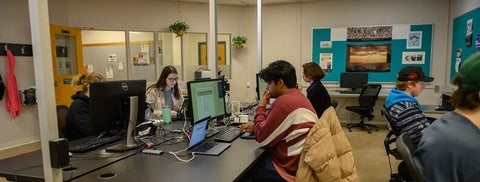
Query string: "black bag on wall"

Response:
xmin=0 ymin=75 xmax=5 ymax=101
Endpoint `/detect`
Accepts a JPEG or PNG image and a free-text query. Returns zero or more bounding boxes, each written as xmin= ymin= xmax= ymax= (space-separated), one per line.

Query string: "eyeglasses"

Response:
xmin=167 ymin=77 xmax=178 ymax=81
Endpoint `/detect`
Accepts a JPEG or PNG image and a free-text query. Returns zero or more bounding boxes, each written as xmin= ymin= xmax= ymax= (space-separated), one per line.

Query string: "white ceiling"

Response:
xmin=175 ymin=0 xmax=315 ymax=6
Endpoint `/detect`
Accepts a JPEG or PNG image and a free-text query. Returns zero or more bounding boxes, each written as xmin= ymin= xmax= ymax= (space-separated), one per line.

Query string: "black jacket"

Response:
xmin=306 ymin=80 xmax=332 ymax=118
xmin=65 ymin=91 xmax=91 ymax=141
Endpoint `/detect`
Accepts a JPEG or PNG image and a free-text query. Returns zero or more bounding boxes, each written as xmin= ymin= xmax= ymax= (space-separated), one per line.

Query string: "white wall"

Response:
xmin=0 ymin=0 xmax=40 ymax=150
xmin=0 ymin=0 xmax=477 ymax=150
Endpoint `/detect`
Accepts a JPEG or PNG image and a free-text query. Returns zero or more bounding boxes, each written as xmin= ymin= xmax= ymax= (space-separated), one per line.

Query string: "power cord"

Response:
xmin=168 ymin=147 xmax=196 ymax=162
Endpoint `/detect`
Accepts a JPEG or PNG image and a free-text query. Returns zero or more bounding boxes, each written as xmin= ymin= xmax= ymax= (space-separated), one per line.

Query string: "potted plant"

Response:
xmin=169 ymin=21 xmax=189 ymax=37
xmin=232 ymin=36 xmax=247 ymax=48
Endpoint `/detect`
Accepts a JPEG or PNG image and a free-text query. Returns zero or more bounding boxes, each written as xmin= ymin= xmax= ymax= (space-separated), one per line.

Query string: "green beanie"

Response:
xmin=458 ymin=53 xmax=480 ymax=91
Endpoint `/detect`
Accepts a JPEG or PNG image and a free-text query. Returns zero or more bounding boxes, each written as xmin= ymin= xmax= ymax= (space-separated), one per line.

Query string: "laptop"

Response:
xmin=188 ymin=116 xmax=231 ymax=156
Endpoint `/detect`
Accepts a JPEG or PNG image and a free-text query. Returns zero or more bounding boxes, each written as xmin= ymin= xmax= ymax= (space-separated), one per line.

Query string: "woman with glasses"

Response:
xmin=146 ymin=65 xmax=184 ymax=118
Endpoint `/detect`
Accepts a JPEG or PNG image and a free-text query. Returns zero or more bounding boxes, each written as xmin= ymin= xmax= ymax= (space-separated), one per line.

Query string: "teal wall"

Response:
xmin=312 ymin=24 xmax=432 ymax=82
xmin=451 ymin=7 xmax=480 ymax=80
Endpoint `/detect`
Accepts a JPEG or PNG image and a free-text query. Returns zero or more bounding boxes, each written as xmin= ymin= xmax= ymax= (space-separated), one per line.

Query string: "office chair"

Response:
xmin=381 ymin=105 xmax=403 ymax=181
xmin=56 ymin=105 xmax=69 ymax=138
xmin=332 ymin=99 xmax=338 ymax=109
xmin=346 ymin=83 xmax=382 ymax=134
xmin=396 ymin=133 xmax=424 ymax=182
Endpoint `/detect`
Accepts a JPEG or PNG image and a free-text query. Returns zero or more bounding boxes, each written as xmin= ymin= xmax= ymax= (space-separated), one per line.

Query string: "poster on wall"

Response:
xmin=346 ymin=26 xmax=392 ymax=41
xmin=319 ymin=53 xmax=333 ymax=72
xmin=407 ymin=31 xmax=422 ymax=49
xmin=402 ymin=51 xmax=425 ymax=64
xmin=466 ymin=19 xmax=473 ymax=47
xmin=455 ymin=48 xmax=462 ymax=73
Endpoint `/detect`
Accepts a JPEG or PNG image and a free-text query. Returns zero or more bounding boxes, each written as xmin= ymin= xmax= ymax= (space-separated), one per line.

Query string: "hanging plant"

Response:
xmin=232 ymin=36 xmax=247 ymax=48
xmin=169 ymin=21 xmax=189 ymax=37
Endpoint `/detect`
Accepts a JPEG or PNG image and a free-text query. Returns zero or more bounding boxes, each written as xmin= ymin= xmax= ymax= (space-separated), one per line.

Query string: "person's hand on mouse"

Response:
xmin=239 ymin=123 xmax=253 ymax=133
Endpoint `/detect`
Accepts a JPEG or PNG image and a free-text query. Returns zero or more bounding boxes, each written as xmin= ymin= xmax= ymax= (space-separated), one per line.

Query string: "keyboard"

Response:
xmin=213 ymin=127 xmax=241 ymax=143
xmin=338 ymin=90 xmax=361 ymax=94
xmin=69 ymin=135 xmax=123 ymax=153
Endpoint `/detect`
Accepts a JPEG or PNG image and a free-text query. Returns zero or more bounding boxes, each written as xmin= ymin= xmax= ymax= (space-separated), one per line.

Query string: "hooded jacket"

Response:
xmin=65 ymin=91 xmax=91 ymax=141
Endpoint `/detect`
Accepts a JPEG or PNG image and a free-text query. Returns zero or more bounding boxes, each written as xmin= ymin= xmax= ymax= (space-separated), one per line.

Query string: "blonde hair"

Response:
xmin=72 ymin=72 xmax=105 ymax=92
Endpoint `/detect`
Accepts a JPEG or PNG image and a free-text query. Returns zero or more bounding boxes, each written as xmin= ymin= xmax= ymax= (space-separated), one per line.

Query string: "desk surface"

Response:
xmin=0 ymin=121 xmax=264 ymax=182
xmin=328 ymin=89 xmax=389 ymax=98
xmin=74 ymin=136 xmax=264 ymax=182
xmin=73 ymin=120 xmax=265 ymax=182
xmin=0 ymin=147 xmax=136 ymax=181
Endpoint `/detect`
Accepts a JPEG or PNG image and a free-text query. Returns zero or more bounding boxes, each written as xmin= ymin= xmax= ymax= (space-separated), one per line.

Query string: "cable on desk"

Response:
xmin=168 ymin=147 xmax=196 ymax=162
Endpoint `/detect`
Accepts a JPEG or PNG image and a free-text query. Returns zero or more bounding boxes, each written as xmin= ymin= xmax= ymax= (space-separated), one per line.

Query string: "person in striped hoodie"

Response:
xmin=385 ymin=66 xmax=434 ymax=146
xmin=239 ymin=60 xmax=317 ymax=182
xmin=385 ymin=66 xmax=434 ymax=181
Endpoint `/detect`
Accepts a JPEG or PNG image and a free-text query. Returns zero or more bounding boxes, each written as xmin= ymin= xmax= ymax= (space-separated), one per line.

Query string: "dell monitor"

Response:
xmin=89 ymin=79 xmax=146 ymax=151
xmin=340 ymin=72 xmax=368 ymax=92
xmin=256 ymin=73 xmax=267 ymax=100
xmin=187 ymin=78 xmax=227 ymax=126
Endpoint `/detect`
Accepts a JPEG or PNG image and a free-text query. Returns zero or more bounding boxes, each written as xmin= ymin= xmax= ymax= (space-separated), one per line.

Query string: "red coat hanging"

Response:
xmin=6 ymin=49 xmax=21 ymax=118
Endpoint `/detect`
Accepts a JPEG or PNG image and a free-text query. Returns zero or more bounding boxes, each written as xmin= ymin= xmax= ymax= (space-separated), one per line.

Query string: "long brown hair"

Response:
xmin=148 ymin=65 xmax=181 ymax=99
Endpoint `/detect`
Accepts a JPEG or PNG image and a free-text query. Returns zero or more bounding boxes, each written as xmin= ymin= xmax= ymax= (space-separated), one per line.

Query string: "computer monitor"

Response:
xmin=256 ymin=73 xmax=267 ymax=100
xmin=340 ymin=72 xmax=368 ymax=91
xmin=187 ymin=78 xmax=226 ymax=126
xmin=89 ymin=79 xmax=146 ymax=151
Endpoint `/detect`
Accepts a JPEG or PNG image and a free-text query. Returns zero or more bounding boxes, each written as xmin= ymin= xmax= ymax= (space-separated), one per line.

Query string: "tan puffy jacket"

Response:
xmin=296 ymin=107 xmax=358 ymax=182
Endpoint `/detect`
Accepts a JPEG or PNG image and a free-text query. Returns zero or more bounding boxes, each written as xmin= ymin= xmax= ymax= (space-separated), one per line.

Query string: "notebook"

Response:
xmin=188 ymin=116 xmax=231 ymax=156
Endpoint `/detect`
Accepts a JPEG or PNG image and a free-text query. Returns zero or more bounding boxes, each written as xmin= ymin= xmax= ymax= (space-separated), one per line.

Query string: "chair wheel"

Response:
xmin=348 ymin=129 xmax=352 ymax=132
xmin=368 ymin=130 xmax=372 ymax=134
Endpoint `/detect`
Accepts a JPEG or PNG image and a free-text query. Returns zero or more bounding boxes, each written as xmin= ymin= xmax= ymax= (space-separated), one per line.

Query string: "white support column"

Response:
xmin=257 ymin=0 xmax=263 ymax=72
xmin=28 ymin=0 xmax=62 ymax=181
xmin=208 ymin=0 xmax=218 ymax=78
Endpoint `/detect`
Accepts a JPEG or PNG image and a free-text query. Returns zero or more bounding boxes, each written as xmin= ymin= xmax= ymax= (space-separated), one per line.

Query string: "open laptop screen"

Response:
xmin=188 ymin=117 xmax=210 ymax=148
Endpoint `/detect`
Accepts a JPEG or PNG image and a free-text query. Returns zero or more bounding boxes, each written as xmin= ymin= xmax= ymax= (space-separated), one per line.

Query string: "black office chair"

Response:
xmin=332 ymin=99 xmax=338 ymax=109
xmin=381 ymin=105 xmax=403 ymax=181
xmin=346 ymin=83 xmax=382 ymax=134
xmin=396 ymin=133 xmax=424 ymax=182
xmin=56 ymin=105 xmax=69 ymax=138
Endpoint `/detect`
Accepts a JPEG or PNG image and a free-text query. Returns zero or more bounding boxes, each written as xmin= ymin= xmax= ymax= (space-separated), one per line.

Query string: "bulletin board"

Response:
xmin=312 ymin=24 xmax=433 ymax=82
xmin=450 ymin=7 xmax=480 ymax=80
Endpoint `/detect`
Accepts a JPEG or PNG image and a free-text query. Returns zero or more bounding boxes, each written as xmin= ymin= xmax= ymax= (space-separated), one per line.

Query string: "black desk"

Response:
xmin=0 ymin=121 xmax=265 ymax=182
xmin=0 ymin=148 xmax=136 ymax=181
xmin=73 ymin=125 xmax=265 ymax=181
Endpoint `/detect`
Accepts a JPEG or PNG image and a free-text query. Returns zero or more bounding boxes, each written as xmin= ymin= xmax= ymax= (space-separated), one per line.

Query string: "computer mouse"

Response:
xmin=241 ymin=132 xmax=255 ymax=139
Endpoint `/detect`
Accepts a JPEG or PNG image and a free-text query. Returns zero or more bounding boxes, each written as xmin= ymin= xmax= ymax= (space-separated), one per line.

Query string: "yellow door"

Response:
xmin=199 ymin=41 xmax=226 ymax=65
xmin=50 ymin=24 xmax=84 ymax=106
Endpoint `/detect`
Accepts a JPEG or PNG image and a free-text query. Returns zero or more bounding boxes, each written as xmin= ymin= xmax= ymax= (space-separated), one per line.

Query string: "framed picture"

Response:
xmin=402 ymin=51 xmax=425 ymax=64
xmin=406 ymin=31 xmax=422 ymax=49
xmin=346 ymin=44 xmax=391 ymax=72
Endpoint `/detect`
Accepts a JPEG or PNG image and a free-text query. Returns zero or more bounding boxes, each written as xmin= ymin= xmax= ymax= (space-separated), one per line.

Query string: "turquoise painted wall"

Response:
xmin=312 ymin=24 xmax=432 ymax=83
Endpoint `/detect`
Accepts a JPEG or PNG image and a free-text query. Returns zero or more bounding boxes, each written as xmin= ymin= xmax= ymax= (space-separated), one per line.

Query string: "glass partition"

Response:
xmin=82 ymin=30 xmax=128 ymax=80
xmin=129 ymin=31 xmax=156 ymax=82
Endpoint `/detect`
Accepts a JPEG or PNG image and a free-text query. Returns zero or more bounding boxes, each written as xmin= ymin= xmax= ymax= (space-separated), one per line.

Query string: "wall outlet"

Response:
xmin=246 ymin=81 xmax=251 ymax=88
xmin=434 ymin=84 xmax=440 ymax=93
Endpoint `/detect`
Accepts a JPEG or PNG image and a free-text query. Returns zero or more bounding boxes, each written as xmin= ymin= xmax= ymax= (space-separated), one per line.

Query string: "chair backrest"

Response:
xmin=381 ymin=105 xmax=401 ymax=136
xmin=56 ymin=105 xmax=69 ymax=138
xmin=396 ymin=133 xmax=424 ymax=182
xmin=358 ymin=84 xmax=382 ymax=107
xmin=331 ymin=99 xmax=338 ymax=109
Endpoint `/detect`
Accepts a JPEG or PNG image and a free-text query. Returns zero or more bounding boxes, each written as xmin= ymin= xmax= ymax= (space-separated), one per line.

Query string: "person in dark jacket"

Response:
xmin=415 ymin=53 xmax=480 ymax=182
xmin=65 ymin=72 xmax=105 ymax=141
xmin=302 ymin=62 xmax=331 ymax=118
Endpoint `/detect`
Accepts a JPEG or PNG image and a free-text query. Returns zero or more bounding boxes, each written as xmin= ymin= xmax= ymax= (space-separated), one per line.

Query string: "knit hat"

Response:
xmin=458 ymin=53 xmax=480 ymax=91
xmin=397 ymin=66 xmax=434 ymax=82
